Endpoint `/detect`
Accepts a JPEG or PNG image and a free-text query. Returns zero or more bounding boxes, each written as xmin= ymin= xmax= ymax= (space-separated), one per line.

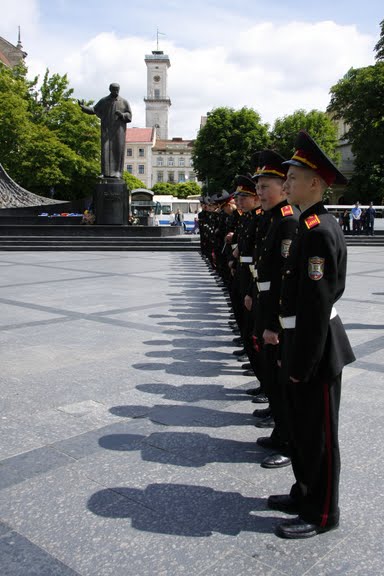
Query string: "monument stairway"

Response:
xmin=0 ymin=228 xmax=201 ymax=251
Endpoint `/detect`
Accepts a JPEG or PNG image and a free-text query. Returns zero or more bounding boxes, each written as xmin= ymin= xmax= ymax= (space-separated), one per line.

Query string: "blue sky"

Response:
xmin=1 ymin=1 xmax=382 ymax=138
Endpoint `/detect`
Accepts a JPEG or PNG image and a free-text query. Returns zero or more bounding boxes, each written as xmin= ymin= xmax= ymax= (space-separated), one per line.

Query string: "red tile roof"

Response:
xmin=125 ymin=128 xmax=154 ymax=143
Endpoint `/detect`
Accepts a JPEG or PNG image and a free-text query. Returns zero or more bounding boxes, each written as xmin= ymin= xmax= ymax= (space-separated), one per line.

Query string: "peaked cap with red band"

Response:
xmin=252 ymin=150 xmax=288 ymax=180
xmin=234 ymin=174 xmax=257 ymax=196
xmin=211 ymin=189 xmax=235 ymax=205
xmin=283 ymin=130 xmax=348 ymax=186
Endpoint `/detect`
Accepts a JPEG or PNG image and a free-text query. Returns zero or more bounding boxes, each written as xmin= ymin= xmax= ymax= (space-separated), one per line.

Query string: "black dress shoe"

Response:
xmin=275 ymin=516 xmax=339 ymax=539
xmin=245 ymin=387 xmax=262 ymax=396
xmin=242 ymin=363 xmax=252 ymax=370
xmin=243 ymin=369 xmax=255 ymax=377
xmin=254 ymin=414 xmax=275 ymax=427
xmin=252 ymin=393 xmax=269 ymax=404
xmin=233 ymin=348 xmax=246 ymax=356
xmin=267 ymin=494 xmax=299 ymax=514
xmin=256 ymin=436 xmax=286 ymax=450
xmin=261 ymin=454 xmax=291 ymax=469
xmin=232 ymin=336 xmax=243 ymax=345
xmin=252 ymin=407 xmax=271 ymax=418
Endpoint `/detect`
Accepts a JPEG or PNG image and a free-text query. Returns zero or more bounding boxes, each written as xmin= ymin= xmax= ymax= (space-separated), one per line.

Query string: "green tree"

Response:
xmin=0 ymin=65 xmax=100 ymax=200
xmin=192 ymin=106 xmax=269 ymax=191
xmin=270 ymin=109 xmax=339 ymax=162
xmin=151 ymin=182 xmax=178 ymax=195
xmin=328 ymin=62 xmax=384 ymax=201
xmin=123 ymin=172 xmax=146 ymax=190
xmin=374 ymin=19 xmax=384 ymax=62
xmin=175 ymin=181 xmax=201 ymax=198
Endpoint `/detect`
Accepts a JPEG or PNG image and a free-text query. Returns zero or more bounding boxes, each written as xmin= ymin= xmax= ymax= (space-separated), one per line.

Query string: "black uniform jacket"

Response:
xmin=280 ymin=202 xmax=355 ymax=382
xmin=255 ymin=200 xmax=299 ymax=335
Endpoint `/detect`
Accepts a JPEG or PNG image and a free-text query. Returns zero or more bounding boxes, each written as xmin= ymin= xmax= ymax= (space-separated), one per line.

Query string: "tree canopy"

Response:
xmin=270 ymin=109 xmax=339 ymax=162
xmin=123 ymin=172 xmax=146 ymax=191
xmin=0 ymin=63 xmax=100 ymax=200
xmin=192 ymin=107 xmax=269 ymax=192
xmin=151 ymin=181 xmax=201 ymax=198
xmin=374 ymin=19 xmax=384 ymax=62
xmin=328 ymin=62 xmax=384 ymax=201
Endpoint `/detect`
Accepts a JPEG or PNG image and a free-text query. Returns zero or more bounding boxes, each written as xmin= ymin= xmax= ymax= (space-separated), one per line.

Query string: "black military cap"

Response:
xmin=211 ymin=189 xmax=235 ymax=205
xmin=283 ymin=130 xmax=347 ymax=186
xmin=234 ymin=174 xmax=257 ymax=196
xmin=253 ymin=150 xmax=287 ymax=179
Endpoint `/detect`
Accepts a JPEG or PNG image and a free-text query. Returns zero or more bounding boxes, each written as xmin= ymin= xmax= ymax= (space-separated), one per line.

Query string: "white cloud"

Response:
xmin=1 ymin=4 xmax=376 ymax=140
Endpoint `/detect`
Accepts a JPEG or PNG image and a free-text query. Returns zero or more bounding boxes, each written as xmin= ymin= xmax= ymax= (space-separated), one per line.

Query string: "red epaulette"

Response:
xmin=281 ymin=205 xmax=294 ymax=217
xmin=305 ymin=214 xmax=321 ymax=230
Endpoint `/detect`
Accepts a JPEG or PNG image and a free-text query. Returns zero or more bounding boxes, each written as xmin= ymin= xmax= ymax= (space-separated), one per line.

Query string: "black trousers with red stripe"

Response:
xmin=282 ymin=334 xmax=342 ymax=528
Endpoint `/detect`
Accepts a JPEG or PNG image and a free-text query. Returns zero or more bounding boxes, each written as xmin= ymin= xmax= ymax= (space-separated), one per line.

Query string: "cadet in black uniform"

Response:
xmin=212 ymin=190 xmax=237 ymax=287
xmin=268 ymin=131 xmax=355 ymax=539
xmin=251 ymin=150 xmax=299 ymax=465
xmin=231 ymin=176 xmax=263 ymax=375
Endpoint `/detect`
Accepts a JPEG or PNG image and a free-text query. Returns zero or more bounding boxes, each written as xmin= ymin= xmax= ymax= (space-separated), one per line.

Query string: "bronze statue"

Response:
xmin=78 ymin=83 xmax=132 ymax=178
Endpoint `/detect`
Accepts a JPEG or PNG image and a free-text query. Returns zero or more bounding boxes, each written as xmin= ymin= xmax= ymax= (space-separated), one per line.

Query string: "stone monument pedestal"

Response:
xmin=94 ymin=178 xmax=128 ymax=225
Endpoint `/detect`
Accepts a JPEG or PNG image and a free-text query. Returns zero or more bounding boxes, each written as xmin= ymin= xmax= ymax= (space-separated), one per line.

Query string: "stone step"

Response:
xmin=0 ymin=245 xmax=199 ymax=251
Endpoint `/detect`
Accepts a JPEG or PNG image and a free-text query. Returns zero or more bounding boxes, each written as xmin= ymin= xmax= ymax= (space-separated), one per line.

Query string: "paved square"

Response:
xmin=0 ymin=248 xmax=383 ymax=575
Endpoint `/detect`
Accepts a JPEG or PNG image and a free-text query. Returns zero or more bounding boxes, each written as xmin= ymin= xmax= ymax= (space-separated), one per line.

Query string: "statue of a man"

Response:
xmin=78 ymin=83 xmax=132 ymax=178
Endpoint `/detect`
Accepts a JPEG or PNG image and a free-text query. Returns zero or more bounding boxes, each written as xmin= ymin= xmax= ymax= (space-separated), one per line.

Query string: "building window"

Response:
xmin=168 ymin=157 xmax=174 ymax=166
xmin=126 ymin=165 xmax=133 ymax=174
xmin=139 ymin=148 xmax=144 ymax=157
xmin=126 ymin=148 xmax=133 ymax=157
xmin=178 ymin=173 xmax=186 ymax=183
xmin=138 ymin=165 xmax=145 ymax=175
xmin=157 ymin=157 xmax=163 ymax=166
xmin=178 ymin=157 xmax=185 ymax=167
xmin=157 ymin=171 xmax=163 ymax=182
xmin=168 ymin=172 xmax=175 ymax=183
xmin=154 ymin=89 xmax=160 ymax=99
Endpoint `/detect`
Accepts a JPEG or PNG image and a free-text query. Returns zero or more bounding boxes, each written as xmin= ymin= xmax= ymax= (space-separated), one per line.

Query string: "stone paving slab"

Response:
xmin=0 ymin=248 xmax=383 ymax=575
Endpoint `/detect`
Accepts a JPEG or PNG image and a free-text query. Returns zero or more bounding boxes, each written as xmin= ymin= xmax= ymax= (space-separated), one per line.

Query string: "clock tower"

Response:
xmin=144 ymin=50 xmax=171 ymax=140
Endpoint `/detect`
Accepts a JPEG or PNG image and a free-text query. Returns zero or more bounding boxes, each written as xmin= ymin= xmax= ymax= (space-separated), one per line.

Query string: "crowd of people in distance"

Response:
xmin=337 ymin=201 xmax=376 ymax=235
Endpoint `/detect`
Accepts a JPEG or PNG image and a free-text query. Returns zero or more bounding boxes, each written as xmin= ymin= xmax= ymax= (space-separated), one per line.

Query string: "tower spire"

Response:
xmin=17 ymin=26 xmax=23 ymax=50
xmin=156 ymin=28 xmax=166 ymax=53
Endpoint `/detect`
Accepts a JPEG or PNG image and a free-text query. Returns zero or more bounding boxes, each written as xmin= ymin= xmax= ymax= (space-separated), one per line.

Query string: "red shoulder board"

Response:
xmin=256 ymin=208 xmax=262 ymax=215
xmin=305 ymin=214 xmax=321 ymax=229
xmin=281 ymin=205 xmax=294 ymax=217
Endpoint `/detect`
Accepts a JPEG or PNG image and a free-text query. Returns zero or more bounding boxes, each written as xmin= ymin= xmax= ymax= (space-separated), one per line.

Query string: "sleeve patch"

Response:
xmin=281 ymin=239 xmax=292 ymax=258
xmin=308 ymin=256 xmax=325 ymax=280
xmin=305 ymin=214 xmax=320 ymax=229
xmin=281 ymin=205 xmax=294 ymax=217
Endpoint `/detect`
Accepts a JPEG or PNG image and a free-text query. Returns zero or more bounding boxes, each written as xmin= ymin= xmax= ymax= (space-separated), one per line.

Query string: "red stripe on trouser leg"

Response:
xmin=320 ymin=381 xmax=333 ymax=528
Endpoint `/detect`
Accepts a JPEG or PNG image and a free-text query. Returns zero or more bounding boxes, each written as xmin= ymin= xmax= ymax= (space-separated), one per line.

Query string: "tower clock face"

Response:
xmin=153 ymin=75 xmax=161 ymax=82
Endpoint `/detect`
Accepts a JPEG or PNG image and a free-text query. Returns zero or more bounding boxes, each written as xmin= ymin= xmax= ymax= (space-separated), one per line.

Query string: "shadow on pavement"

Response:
xmin=87 ymin=483 xmax=277 ymax=536
xmin=98 ymin=431 xmax=265 ymax=466
xmin=135 ymin=383 xmax=250 ymax=402
xmin=109 ymin=404 xmax=256 ymax=427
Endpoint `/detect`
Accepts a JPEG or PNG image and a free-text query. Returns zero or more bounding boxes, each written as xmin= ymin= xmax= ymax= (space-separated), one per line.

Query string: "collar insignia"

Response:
xmin=305 ymin=214 xmax=320 ymax=229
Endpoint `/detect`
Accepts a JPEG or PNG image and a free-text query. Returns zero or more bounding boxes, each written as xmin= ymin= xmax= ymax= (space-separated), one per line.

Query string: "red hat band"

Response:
xmin=291 ymin=149 xmax=335 ymax=186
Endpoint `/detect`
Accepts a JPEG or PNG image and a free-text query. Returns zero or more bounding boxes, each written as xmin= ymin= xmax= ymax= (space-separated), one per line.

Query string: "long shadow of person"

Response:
xmin=87 ymin=483 xmax=277 ymax=536
xmin=132 ymin=360 xmax=243 ymax=377
xmin=110 ymin=404 xmax=255 ymax=427
xmin=135 ymin=383 xmax=249 ymax=402
xmin=98 ymin=431 xmax=265 ymax=466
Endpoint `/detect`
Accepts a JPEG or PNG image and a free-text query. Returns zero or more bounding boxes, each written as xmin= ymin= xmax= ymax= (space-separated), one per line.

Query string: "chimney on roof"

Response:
xmin=172 ymin=137 xmax=183 ymax=142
